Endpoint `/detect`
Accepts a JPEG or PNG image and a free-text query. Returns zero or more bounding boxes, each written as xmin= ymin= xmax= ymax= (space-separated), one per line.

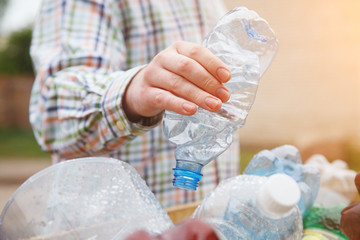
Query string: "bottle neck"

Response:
xmin=173 ymin=160 xmax=203 ymax=191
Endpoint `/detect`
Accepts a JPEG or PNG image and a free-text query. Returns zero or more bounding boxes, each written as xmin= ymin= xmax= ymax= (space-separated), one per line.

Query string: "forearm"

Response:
xmin=30 ymin=65 xmax=161 ymax=159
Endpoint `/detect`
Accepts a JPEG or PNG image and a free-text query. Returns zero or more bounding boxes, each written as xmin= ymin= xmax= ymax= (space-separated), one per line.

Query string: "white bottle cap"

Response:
xmin=256 ymin=173 xmax=301 ymax=218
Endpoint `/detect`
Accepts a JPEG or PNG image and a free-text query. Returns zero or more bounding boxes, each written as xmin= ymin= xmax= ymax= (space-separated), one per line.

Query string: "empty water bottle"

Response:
xmin=163 ymin=7 xmax=279 ymax=190
xmin=192 ymin=173 xmax=303 ymax=240
xmin=244 ymin=145 xmax=320 ymax=217
xmin=0 ymin=157 xmax=173 ymax=240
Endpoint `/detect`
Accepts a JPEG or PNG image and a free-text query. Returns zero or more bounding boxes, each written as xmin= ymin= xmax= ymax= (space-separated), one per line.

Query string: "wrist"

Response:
xmin=122 ymin=95 xmax=142 ymax=123
xmin=122 ymin=69 xmax=145 ymax=123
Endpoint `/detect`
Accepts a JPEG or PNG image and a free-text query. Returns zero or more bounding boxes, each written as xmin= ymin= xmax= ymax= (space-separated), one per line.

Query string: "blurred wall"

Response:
xmin=0 ymin=76 xmax=33 ymax=129
xmin=224 ymin=0 xmax=360 ymax=152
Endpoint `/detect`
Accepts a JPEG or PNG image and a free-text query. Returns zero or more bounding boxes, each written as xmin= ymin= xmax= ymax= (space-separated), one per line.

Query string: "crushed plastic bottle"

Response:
xmin=303 ymin=204 xmax=348 ymax=240
xmin=305 ymin=154 xmax=357 ymax=207
xmin=0 ymin=157 xmax=174 ymax=240
xmin=244 ymin=145 xmax=320 ymax=217
xmin=192 ymin=173 xmax=303 ymax=240
xmin=163 ymin=7 xmax=278 ymax=190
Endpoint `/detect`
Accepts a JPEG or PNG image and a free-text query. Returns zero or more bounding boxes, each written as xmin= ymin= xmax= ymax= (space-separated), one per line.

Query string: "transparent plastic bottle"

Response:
xmin=163 ymin=7 xmax=279 ymax=190
xmin=192 ymin=173 xmax=303 ymax=240
xmin=244 ymin=145 xmax=320 ymax=217
xmin=0 ymin=157 xmax=173 ymax=240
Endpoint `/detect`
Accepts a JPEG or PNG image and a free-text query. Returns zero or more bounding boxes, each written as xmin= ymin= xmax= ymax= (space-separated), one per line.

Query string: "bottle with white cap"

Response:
xmin=192 ymin=173 xmax=303 ymax=240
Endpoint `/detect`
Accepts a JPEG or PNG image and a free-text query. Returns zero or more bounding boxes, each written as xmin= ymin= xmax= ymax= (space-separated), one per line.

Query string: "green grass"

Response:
xmin=0 ymin=128 xmax=50 ymax=160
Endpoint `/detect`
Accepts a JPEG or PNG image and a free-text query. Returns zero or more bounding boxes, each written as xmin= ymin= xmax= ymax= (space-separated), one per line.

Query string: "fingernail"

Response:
xmin=205 ymin=96 xmax=221 ymax=110
xmin=217 ymin=67 xmax=231 ymax=82
xmin=183 ymin=102 xmax=196 ymax=113
xmin=216 ymin=87 xmax=230 ymax=102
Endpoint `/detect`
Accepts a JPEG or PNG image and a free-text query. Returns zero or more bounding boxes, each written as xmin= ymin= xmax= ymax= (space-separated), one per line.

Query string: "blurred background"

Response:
xmin=0 ymin=0 xmax=360 ymax=211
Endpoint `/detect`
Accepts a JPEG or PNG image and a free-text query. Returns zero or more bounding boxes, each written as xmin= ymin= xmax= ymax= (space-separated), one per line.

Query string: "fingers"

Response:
xmin=154 ymin=50 xmax=230 ymax=104
xmin=146 ymin=87 xmax=197 ymax=116
xmin=172 ymin=41 xmax=231 ymax=83
xmin=123 ymin=41 xmax=232 ymax=120
xmin=149 ymin=68 xmax=223 ymax=112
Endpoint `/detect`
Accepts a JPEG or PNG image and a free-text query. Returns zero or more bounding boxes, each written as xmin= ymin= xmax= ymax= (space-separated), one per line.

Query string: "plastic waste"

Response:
xmin=306 ymin=154 xmax=357 ymax=207
xmin=244 ymin=145 xmax=320 ymax=217
xmin=303 ymin=204 xmax=348 ymax=240
xmin=340 ymin=172 xmax=360 ymax=240
xmin=192 ymin=173 xmax=303 ymax=240
xmin=163 ymin=7 xmax=278 ymax=190
xmin=0 ymin=157 xmax=173 ymax=240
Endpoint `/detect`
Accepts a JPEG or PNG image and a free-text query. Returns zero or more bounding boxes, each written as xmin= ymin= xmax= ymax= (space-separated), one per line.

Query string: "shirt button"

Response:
xmin=116 ymin=120 xmax=125 ymax=130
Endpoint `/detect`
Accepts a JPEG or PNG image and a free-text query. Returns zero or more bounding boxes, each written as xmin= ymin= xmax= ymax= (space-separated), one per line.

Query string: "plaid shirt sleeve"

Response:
xmin=29 ymin=0 xmax=161 ymax=159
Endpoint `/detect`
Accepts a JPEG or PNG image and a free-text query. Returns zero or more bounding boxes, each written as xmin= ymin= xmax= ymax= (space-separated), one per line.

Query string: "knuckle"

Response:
xmin=172 ymin=40 xmax=184 ymax=49
xmin=142 ymin=66 xmax=155 ymax=78
xmin=202 ymin=77 xmax=217 ymax=90
xmin=191 ymin=93 xmax=203 ymax=105
xmin=177 ymin=58 xmax=191 ymax=72
xmin=154 ymin=91 xmax=165 ymax=107
xmin=153 ymin=51 xmax=165 ymax=63
xmin=205 ymin=57 xmax=217 ymax=69
xmin=188 ymin=45 xmax=201 ymax=57
xmin=169 ymin=75 xmax=181 ymax=91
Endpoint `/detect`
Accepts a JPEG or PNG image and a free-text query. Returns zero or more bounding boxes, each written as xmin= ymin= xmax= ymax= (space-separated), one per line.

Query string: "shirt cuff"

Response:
xmin=130 ymin=110 xmax=164 ymax=134
xmin=101 ymin=65 xmax=162 ymax=141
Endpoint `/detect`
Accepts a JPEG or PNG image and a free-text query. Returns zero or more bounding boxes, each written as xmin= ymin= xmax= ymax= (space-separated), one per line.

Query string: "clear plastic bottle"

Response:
xmin=244 ymin=145 xmax=320 ymax=217
xmin=0 ymin=157 xmax=173 ymax=240
xmin=163 ymin=7 xmax=279 ymax=190
xmin=192 ymin=173 xmax=303 ymax=240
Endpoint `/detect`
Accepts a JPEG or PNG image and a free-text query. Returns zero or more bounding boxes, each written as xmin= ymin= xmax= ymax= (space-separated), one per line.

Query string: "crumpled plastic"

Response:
xmin=0 ymin=157 xmax=173 ymax=240
xmin=244 ymin=145 xmax=320 ymax=217
xmin=306 ymin=154 xmax=357 ymax=206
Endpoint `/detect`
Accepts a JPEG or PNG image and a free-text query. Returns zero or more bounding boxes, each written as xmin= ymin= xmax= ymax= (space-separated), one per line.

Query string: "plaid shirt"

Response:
xmin=30 ymin=0 xmax=240 ymax=208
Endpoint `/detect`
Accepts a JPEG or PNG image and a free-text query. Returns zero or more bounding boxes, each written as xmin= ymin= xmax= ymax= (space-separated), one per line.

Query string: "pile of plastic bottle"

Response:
xmin=191 ymin=145 xmax=358 ymax=240
xmin=2 ymin=146 xmax=357 ymax=240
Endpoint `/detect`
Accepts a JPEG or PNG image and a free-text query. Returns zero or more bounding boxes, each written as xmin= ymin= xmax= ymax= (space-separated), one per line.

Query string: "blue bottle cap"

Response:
xmin=173 ymin=168 xmax=202 ymax=191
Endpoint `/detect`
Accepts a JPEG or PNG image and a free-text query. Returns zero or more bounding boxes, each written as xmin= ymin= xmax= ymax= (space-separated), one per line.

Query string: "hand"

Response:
xmin=123 ymin=41 xmax=231 ymax=122
xmin=340 ymin=173 xmax=360 ymax=240
xmin=125 ymin=219 xmax=219 ymax=240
